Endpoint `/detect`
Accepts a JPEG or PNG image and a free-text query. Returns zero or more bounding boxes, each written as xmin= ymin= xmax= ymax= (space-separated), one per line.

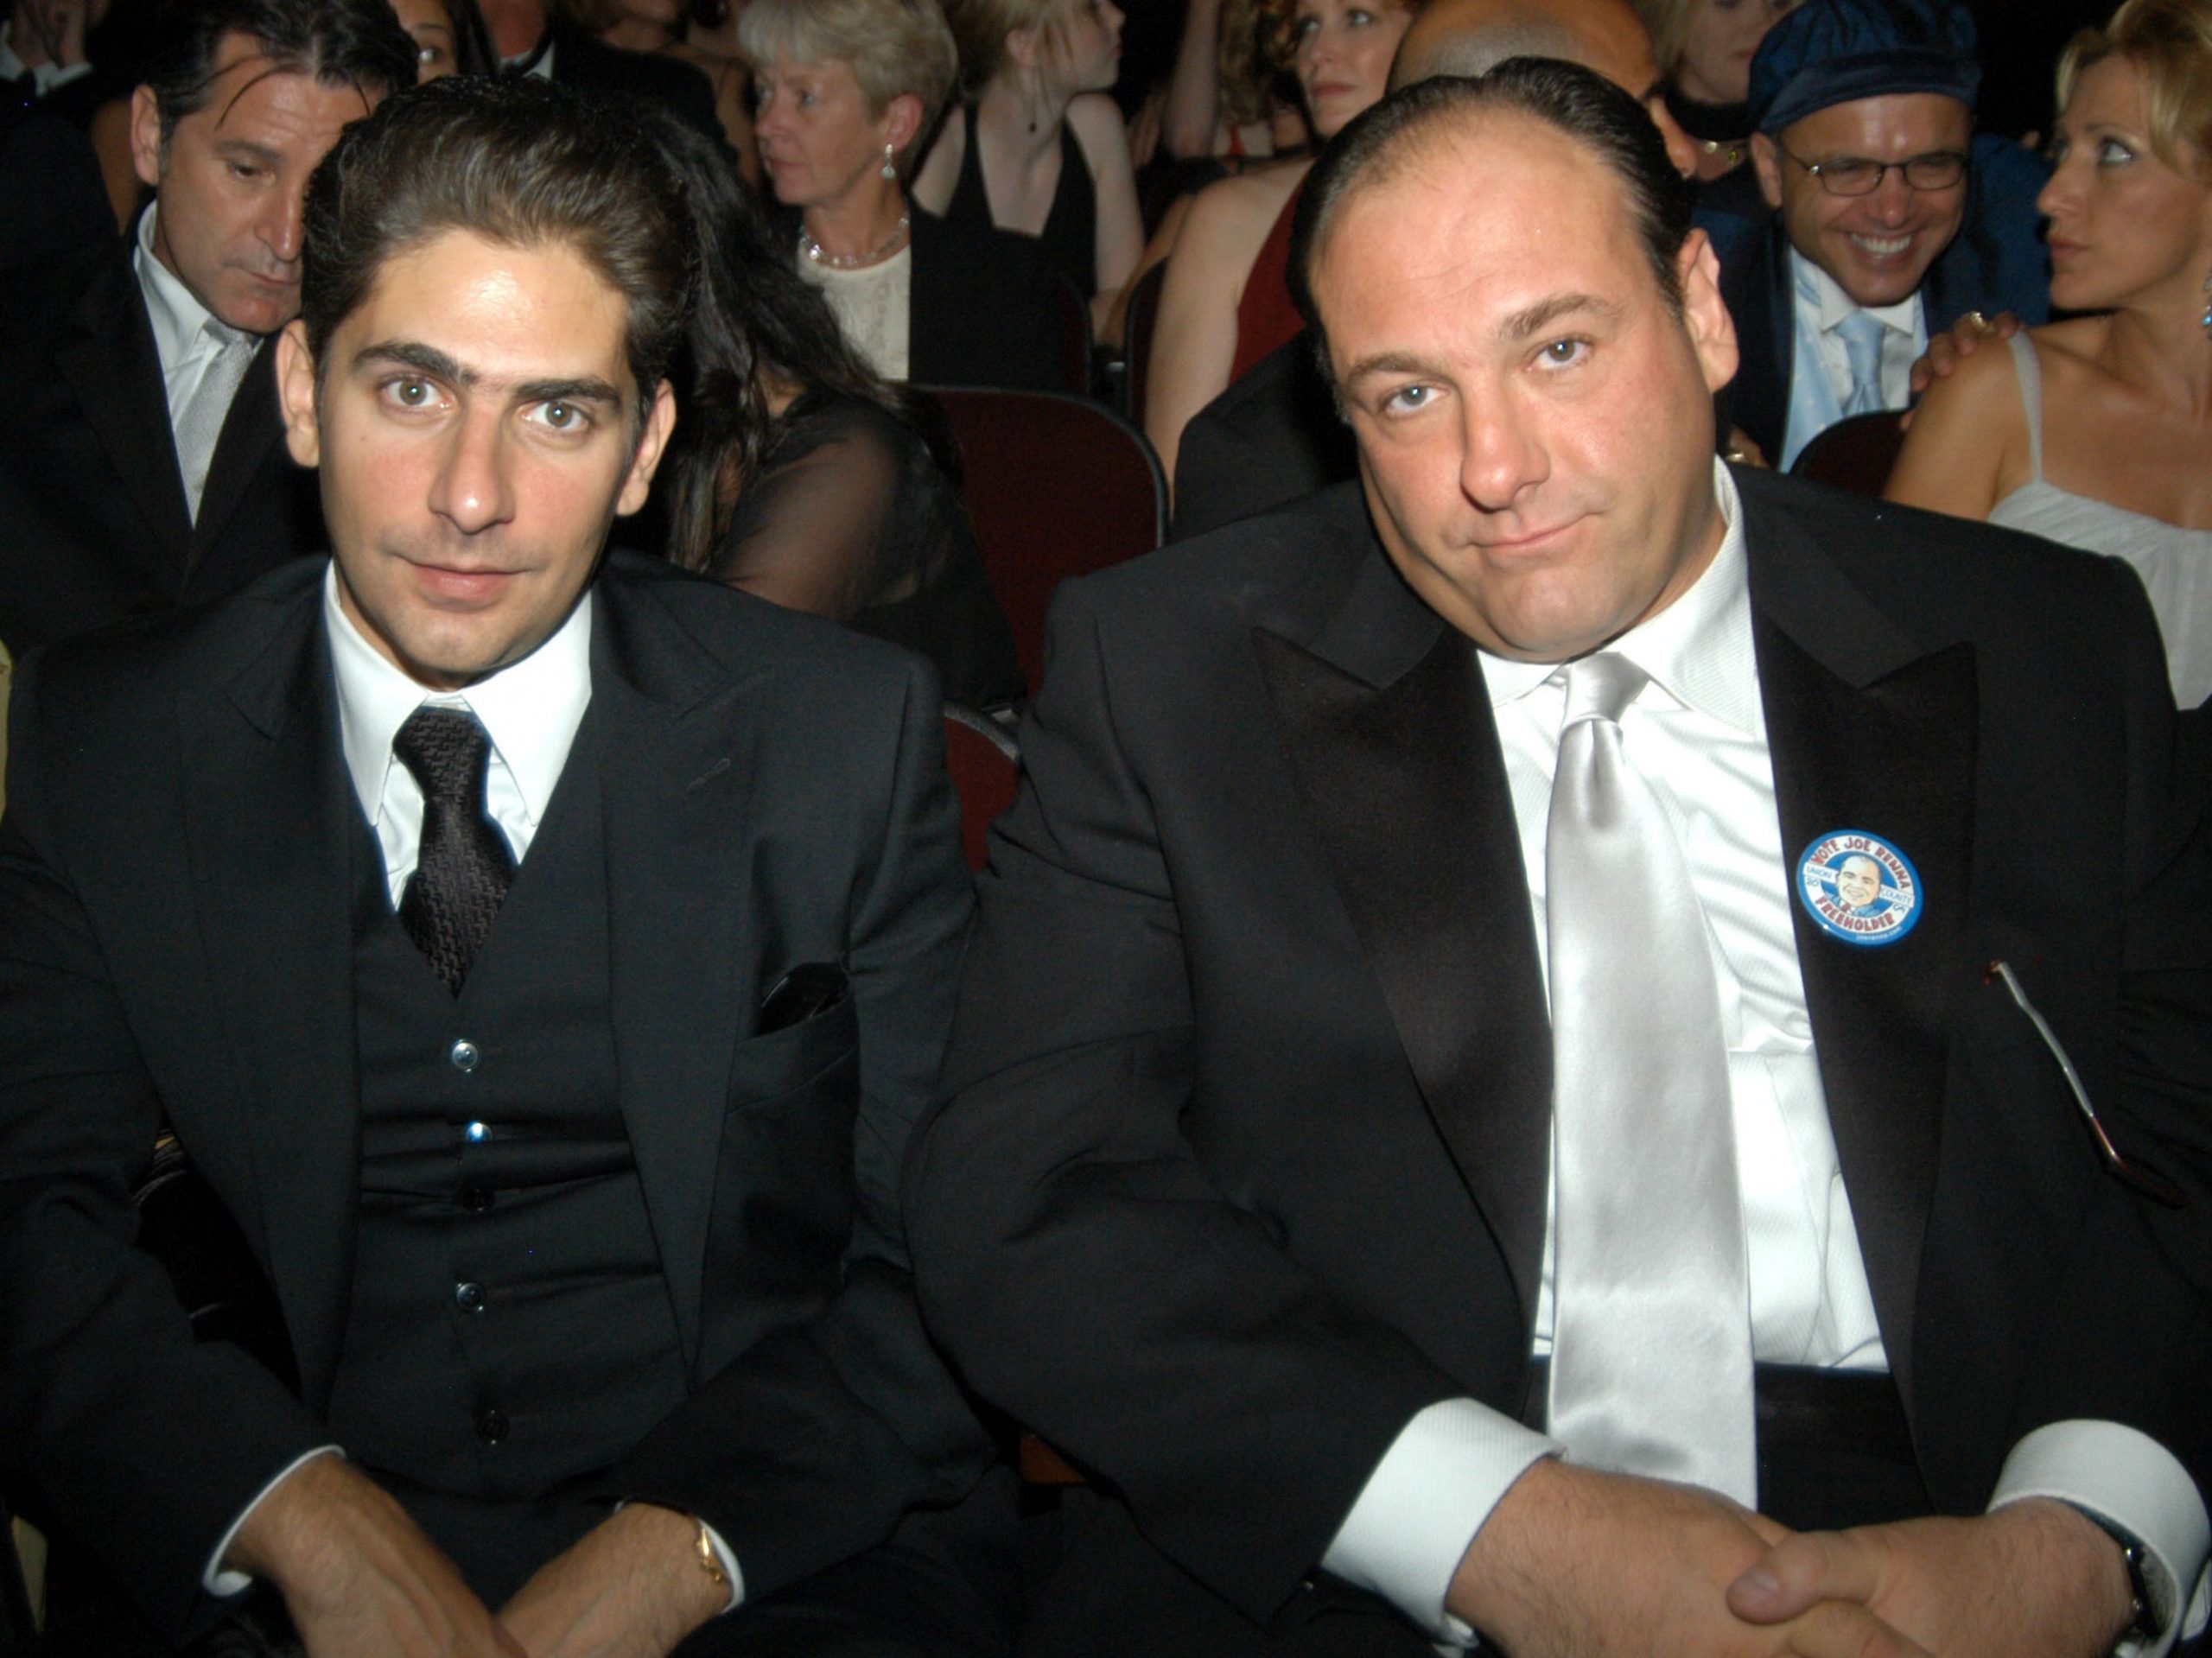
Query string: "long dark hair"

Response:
xmin=647 ymin=109 xmax=948 ymax=574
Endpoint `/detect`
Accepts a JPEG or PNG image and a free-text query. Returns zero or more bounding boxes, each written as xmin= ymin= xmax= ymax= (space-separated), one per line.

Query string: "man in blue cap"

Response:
xmin=1701 ymin=0 xmax=2049 ymax=467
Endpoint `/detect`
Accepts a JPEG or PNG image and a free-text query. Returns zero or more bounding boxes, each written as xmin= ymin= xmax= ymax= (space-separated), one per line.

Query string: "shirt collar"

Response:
xmin=325 ymin=561 xmax=595 ymax=828
xmin=0 ymin=21 xmax=26 ymax=80
xmin=1790 ymin=245 xmax=1922 ymax=339
xmin=132 ymin=204 xmax=256 ymax=371
xmin=1479 ymin=457 xmax=1759 ymax=734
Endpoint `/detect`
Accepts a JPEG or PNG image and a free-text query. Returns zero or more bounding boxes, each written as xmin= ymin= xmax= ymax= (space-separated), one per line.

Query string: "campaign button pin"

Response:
xmin=1796 ymin=830 xmax=1923 ymax=948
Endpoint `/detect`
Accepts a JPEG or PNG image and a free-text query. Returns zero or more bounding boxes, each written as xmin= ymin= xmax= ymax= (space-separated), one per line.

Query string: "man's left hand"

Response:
xmin=499 ymin=1503 xmax=729 ymax=1658
xmin=1726 ymin=1498 xmax=2138 ymax=1658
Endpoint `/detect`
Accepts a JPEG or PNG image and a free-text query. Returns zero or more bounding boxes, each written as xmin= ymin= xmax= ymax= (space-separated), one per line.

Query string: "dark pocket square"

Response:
xmin=757 ymin=962 xmax=849 ymax=1034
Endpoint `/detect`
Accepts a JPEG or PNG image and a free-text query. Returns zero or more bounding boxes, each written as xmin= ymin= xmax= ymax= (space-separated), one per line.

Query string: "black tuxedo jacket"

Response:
xmin=909 ymin=470 xmax=2212 ymax=1623
xmin=0 ymin=553 xmax=990 ymax=1638
xmin=0 ymin=236 xmax=322 ymax=656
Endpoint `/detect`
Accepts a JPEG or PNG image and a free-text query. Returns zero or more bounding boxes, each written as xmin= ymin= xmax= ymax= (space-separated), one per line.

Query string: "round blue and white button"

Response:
xmin=1796 ymin=830 xmax=1923 ymax=947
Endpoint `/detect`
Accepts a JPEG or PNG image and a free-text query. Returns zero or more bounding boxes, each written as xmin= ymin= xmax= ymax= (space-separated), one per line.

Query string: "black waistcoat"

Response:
xmin=325 ymin=712 xmax=689 ymax=1597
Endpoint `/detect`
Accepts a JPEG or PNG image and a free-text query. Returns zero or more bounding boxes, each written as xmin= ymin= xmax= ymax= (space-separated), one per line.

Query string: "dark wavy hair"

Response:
xmin=645 ymin=106 xmax=953 ymax=574
xmin=299 ymin=75 xmax=696 ymax=429
xmin=142 ymin=0 xmax=417 ymax=143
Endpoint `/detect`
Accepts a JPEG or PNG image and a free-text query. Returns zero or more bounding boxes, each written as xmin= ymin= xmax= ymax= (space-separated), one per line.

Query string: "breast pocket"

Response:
xmin=707 ymin=993 xmax=864 ymax=1324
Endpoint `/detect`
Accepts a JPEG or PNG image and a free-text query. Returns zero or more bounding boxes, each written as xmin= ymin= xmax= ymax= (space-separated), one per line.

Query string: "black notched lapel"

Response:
xmin=1254 ymin=550 xmax=1554 ymax=1334
xmin=179 ymin=591 xmax=363 ymax=1407
xmin=1740 ymin=480 xmax=1976 ymax=1411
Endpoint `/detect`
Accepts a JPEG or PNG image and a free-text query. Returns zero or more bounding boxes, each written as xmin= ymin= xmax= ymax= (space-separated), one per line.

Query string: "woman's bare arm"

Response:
xmin=1071 ymin=92 xmax=1145 ymax=334
xmin=1881 ymin=333 xmax=2030 ymax=521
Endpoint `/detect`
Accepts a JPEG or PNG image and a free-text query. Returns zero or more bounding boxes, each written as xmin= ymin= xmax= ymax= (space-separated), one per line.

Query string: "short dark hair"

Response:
xmin=142 ymin=0 xmax=418 ymax=146
xmin=299 ymin=76 xmax=696 ymax=423
xmin=1289 ymin=60 xmax=1696 ymax=382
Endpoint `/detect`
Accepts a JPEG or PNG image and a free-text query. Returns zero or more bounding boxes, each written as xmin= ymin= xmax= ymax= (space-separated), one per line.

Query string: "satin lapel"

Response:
xmin=594 ymin=575 xmax=767 ymax=1365
xmin=178 ymin=592 xmax=360 ymax=1408
xmin=1255 ymin=551 xmax=1553 ymax=1322
xmin=1745 ymin=487 xmax=1976 ymax=1407
xmin=191 ymin=340 xmax=284 ymax=566
xmin=55 ymin=258 xmax=193 ymax=575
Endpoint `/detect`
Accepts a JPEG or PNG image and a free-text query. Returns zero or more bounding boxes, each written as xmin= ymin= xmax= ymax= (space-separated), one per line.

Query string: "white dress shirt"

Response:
xmin=1321 ymin=462 xmax=2209 ymax=1653
xmin=205 ymin=571 xmax=745 ymax=1610
xmin=1777 ymin=250 xmax=1925 ymax=470
xmin=134 ymin=206 xmax=261 ymax=452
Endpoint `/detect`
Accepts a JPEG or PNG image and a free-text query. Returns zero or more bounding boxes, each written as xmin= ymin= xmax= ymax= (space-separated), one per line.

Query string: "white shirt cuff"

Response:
xmin=1321 ymin=1398 xmax=1563 ymax=1647
xmin=699 ymin=1521 xmax=745 ymax=1614
xmin=1988 ymin=1420 xmax=2210 ymax=1656
xmin=202 ymin=1445 xmax=345 ymax=1597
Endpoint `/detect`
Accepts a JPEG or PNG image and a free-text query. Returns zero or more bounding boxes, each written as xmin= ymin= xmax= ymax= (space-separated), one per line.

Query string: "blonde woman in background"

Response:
xmin=1885 ymin=0 xmax=2212 ymax=715
xmin=913 ymin=0 xmax=1146 ymax=332
xmin=1638 ymin=0 xmax=1796 ymax=184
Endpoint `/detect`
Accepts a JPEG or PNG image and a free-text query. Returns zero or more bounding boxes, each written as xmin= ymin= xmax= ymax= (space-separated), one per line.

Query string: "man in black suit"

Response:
xmin=0 ymin=0 xmax=416 ymax=661
xmin=479 ymin=0 xmax=724 ymax=149
xmin=0 ymin=76 xmax=1008 ymax=1658
xmin=909 ymin=63 xmax=2209 ymax=1657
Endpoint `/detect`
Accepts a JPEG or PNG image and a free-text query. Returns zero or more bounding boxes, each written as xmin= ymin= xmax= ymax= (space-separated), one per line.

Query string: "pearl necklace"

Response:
xmin=800 ymin=211 xmax=912 ymax=271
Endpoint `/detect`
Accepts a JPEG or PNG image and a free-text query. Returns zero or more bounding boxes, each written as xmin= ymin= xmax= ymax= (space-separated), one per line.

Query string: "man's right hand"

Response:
xmin=226 ymin=1454 xmax=525 ymax=1657
xmin=1444 ymin=1458 xmax=1936 ymax=1657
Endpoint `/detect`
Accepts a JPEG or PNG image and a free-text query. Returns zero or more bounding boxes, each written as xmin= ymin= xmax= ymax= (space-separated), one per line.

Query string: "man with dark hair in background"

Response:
xmin=910 ymin=60 xmax=2209 ymax=1658
xmin=0 ymin=73 xmax=1012 ymax=1658
xmin=0 ymin=0 xmax=416 ymax=664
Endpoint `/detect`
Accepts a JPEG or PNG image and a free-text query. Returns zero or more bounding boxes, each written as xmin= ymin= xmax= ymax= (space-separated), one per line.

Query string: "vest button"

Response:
xmin=461 ymin=1185 xmax=495 ymax=1213
xmin=475 ymin=1407 xmax=509 ymax=1445
xmin=454 ymin=1280 xmax=486 ymax=1313
xmin=449 ymin=1039 xmax=480 ymax=1073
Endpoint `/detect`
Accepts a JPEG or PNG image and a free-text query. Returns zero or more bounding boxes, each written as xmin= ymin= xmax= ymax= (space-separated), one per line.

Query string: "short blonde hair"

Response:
xmin=740 ymin=0 xmax=961 ymax=137
xmin=1634 ymin=0 xmax=1700 ymax=77
xmin=2056 ymin=0 xmax=2212 ymax=175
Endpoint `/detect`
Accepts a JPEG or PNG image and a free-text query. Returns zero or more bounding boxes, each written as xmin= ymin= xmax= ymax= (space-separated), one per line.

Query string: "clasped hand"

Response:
xmin=1447 ymin=1462 xmax=2132 ymax=1657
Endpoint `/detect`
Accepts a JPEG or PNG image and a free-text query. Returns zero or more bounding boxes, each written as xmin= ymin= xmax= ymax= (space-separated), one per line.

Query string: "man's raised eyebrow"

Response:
xmin=1338 ymin=349 xmax=1444 ymax=389
xmin=355 ymin=340 xmax=472 ymax=386
xmin=514 ymin=376 xmax=625 ymax=410
xmin=1501 ymin=292 xmax=1618 ymax=340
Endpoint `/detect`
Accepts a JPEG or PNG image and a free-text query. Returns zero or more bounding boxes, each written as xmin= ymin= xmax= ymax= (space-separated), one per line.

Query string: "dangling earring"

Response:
xmin=880 ymin=142 xmax=898 ymax=181
xmin=2201 ymin=268 xmax=2211 ymax=337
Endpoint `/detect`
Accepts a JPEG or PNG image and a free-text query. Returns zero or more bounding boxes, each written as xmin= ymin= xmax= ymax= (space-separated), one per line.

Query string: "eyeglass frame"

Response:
xmin=1772 ymin=142 xmax=1973 ymax=197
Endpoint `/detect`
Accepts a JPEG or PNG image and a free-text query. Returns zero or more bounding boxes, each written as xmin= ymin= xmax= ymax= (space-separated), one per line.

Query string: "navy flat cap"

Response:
xmin=1747 ymin=0 xmax=1980 ymax=134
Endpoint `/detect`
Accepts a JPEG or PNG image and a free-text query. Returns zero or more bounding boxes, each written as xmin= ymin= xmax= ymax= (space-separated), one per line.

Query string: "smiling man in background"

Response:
xmin=1705 ymin=0 xmax=2050 ymax=467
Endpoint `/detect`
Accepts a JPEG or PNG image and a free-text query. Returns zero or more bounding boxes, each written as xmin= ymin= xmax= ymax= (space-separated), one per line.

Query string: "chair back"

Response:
xmin=942 ymin=705 xmax=1020 ymax=871
xmin=1789 ymin=410 xmax=1907 ymax=496
xmin=922 ymin=387 xmax=1166 ymax=693
xmin=1120 ymin=260 xmax=1167 ymax=427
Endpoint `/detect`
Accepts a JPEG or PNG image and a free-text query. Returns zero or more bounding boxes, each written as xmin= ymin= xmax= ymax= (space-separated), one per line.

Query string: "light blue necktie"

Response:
xmin=1834 ymin=309 xmax=1889 ymax=418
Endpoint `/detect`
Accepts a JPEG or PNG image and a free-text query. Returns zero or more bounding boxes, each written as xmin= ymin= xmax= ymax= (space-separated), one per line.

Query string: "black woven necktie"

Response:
xmin=393 ymin=706 xmax=514 ymax=996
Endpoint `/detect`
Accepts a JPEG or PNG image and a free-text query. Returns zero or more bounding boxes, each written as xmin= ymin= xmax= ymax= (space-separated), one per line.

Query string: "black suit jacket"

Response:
xmin=545 ymin=22 xmax=724 ymax=152
xmin=908 ymin=470 xmax=2212 ymax=1624
xmin=1168 ymin=332 xmax=1350 ymax=542
xmin=0 ymin=237 xmax=322 ymax=656
xmin=0 ymin=553 xmax=991 ymax=1638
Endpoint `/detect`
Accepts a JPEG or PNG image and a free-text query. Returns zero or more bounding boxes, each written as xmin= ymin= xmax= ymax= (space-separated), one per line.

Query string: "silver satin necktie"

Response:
xmin=1836 ymin=309 xmax=1889 ymax=419
xmin=175 ymin=324 xmax=259 ymax=524
xmin=1543 ymin=651 xmax=1757 ymax=1505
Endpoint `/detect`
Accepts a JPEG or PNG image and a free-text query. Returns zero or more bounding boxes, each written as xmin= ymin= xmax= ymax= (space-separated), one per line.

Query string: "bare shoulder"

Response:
xmin=1065 ymin=91 xmax=1128 ymax=150
xmin=1885 ymin=326 xmax=2030 ymax=517
xmin=1184 ymin=157 xmax=1306 ymax=241
xmin=912 ymin=109 xmax=964 ymax=214
xmin=2025 ymin=315 xmax=2115 ymax=391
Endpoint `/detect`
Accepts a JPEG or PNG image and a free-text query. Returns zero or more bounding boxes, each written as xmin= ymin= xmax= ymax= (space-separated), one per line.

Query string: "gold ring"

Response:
xmin=1722 ymin=448 xmax=1750 ymax=464
xmin=1964 ymin=310 xmax=1991 ymax=332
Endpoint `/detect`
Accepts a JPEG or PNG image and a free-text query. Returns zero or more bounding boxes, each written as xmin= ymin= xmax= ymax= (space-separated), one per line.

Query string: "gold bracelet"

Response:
xmin=694 ymin=1517 xmax=728 ymax=1588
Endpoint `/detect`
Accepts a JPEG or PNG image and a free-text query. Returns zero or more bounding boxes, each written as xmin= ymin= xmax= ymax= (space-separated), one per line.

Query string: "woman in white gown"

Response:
xmin=1885 ymin=0 xmax=2212 ymax=714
